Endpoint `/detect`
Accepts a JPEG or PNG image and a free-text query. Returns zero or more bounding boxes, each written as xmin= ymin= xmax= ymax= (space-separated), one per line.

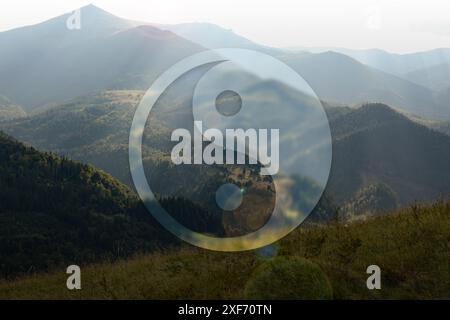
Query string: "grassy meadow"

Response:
xmin=0 ymin=200 xmax=448 ymax=300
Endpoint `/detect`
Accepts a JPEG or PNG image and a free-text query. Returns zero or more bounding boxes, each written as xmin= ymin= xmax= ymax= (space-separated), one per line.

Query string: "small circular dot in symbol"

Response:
xmin=215 ymin=183 xmax=243 ymax=211
xmin=215 ymin=90 xmax=242 ymax=116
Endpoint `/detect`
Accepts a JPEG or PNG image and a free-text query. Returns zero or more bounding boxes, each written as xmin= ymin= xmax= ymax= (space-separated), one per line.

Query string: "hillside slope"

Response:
xmin=0 ymin=200 xmax=448 ymax=299
xmin=325 ymin=103 xmax=450 ymax=213
xmin=0 ymin=132 xmax=174 ymax=278
xmin=3 ymin=95 xmax=448 ymax=218
xmin=0 ymin=5 xmax=203 ymax=111
xmin=155 ymin=22 xmax=280 ymax=55
xmin=0 ymin=95 xmax=25 ymax=120
xmin=295 ymin=47 xmax=450 ymax=76
xmin=281 ymin=52 xmax=449 ymax=120
xmin=2 ymin=99 xmax=445 ymax=222
xmin=405 ymin=62 xmax=450 ymax=90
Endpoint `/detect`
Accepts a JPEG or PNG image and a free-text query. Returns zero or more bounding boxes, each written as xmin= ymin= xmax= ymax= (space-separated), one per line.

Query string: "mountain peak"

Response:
xmin=360 ymin=102 xmax=395 ymax=112
xmin=81 ymin=3 xmax=101 ymax=9
xmin=54 ymin=4 xmax=135 ymax=38
xmin=77 ymin=4 xmax=115 ymax=17
xmin=357 ymin=103 xmax=406 ymax=121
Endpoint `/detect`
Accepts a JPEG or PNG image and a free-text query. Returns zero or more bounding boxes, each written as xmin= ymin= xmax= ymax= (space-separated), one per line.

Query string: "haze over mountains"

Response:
xmin=0 ymin=5 xmax=203 ymax=111
xmin=405 ymin=62 xmax=450 ymax=90
xmin=291 ymin=47 xmax=450 ymax=76
xmin=155 ymin=22 xmax=280 ymax=55
xmin=0 ymin=95 xmax=25 ymax=120
xmin=280 ymin=51 xmax=449 ymax=119
xmin=0 ymin=5 xmax=448 ymax=121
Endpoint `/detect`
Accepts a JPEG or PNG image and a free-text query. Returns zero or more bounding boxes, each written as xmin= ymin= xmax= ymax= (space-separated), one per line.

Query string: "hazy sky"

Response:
xmin=0 ymin=0 xmax=449 ymax=53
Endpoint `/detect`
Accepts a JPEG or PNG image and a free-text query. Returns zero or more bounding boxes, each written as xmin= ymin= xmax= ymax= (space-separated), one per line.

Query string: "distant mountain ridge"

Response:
xmin=0 ymin=5 xmax=448 ymax=120
xmin=281 ymin=51 xmax=450 ymax=120
xmin=290 ymin=46 xmax=450 ymax=76
xmin=154 ymin=22 xmax=280 ymax=55
xmin=0 ymin=5 xmax=204 ymax=111
xmin=404 ymin=62 xmax=450 ymax=90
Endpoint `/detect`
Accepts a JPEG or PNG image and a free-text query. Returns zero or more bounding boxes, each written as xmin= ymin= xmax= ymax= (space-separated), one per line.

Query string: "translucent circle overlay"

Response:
xmin=216 ymin=183 xmax=244 ymax=211
xmin=215 ymin=90 xmax=242 ymax=116
xmin=129 ymin=48 xmax=332 ymax=252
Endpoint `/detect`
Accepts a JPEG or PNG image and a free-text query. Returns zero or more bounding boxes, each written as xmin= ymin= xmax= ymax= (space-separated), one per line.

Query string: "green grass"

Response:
xmin=244 ymin=257 xmax=333 ymax=299
xmin=0 ymin=201 xmax=449 ymax=300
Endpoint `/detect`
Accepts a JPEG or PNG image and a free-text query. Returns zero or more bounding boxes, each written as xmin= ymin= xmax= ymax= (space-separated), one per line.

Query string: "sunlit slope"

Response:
xmin=0 ymin=200 xmax=448 ymax=300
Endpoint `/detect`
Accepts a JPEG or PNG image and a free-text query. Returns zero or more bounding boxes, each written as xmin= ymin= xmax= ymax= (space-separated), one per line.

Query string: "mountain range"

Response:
xmin=0 ymin=4 xmax=449 ymax=282
xmin=0 ymin=5 xmax=203 ymax=111
xmin=279 ymin=51 xmax=449 ymax=119
xmin=2 ymin=90 xmax=449 ymax=219
xmin=0 ymin=4 xmax=448 ymax=213
xmin=291 ymin=46 xmax=450 ymax=77
xmin=405 ymin=62 xmax=450 ymax=90
xmin=325 ymin=103 xmax=450 ymax=215
xmin=0 ymin=5 xmax=448 ymax=121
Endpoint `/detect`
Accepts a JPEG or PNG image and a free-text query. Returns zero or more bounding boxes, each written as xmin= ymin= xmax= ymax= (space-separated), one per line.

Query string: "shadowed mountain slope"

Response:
xmin=326 ymin=103 xmax=450 ymax=211
xmin=0 ymin=131 xmax=177 ymax=277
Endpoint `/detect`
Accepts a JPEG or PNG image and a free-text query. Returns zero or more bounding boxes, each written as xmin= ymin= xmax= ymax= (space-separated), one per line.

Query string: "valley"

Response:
xmin=2 ymin=91 xmax=448 ymax=220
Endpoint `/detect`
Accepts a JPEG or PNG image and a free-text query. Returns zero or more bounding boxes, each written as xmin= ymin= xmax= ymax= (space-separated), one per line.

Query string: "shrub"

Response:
xmin=244 ymin=256 xmax=333 ymax=300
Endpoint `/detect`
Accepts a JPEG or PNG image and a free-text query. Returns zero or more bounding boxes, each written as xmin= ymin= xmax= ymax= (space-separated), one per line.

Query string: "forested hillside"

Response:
xmin=0 ymin=132 xmax=174 ymax=278
xmin=325 ymin=103 xmax=450 ymax=215
xmin=3 ymin=93 xmax=449 ymax=219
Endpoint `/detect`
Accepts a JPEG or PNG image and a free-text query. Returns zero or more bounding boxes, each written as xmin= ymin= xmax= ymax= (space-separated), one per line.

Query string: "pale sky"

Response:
xmin=0 ymin=0 xmax=449 ymax=53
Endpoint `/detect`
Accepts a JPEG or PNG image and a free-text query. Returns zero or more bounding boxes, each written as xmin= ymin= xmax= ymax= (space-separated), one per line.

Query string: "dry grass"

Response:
xmin=0 ymin=201 xmax=448 ymax=300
